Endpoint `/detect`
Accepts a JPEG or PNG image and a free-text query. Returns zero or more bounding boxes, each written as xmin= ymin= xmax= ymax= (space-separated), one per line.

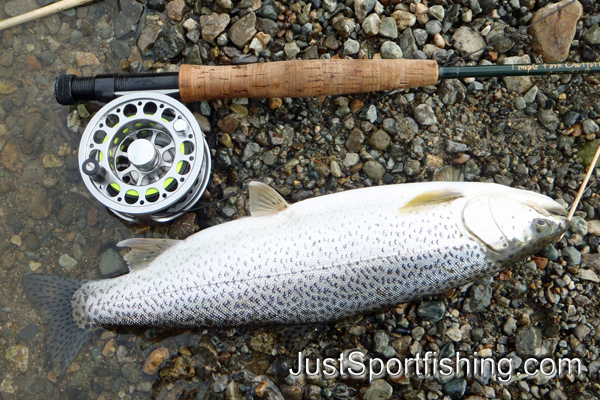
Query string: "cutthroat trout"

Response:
xmin=24 ymin=181 xmax=567 ymax=377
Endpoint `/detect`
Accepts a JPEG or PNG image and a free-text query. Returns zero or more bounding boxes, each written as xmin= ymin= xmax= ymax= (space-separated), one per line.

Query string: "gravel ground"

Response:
xmin=1 ymin=0 xmax=600 ymax=399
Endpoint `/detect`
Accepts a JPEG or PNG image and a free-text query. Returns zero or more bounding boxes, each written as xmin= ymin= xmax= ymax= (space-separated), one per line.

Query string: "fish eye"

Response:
xmin=534 ymin=219 xmax=548 ymax=231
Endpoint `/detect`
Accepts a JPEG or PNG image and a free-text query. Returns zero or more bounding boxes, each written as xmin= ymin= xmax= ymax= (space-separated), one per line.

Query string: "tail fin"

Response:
xmin=23 ymin=274 xmax=94 ymax=379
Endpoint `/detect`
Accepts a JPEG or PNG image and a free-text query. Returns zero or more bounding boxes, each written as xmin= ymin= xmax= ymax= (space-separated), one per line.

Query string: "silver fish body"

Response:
xmin=24 ymin=181 xmax=567 ymax=377
xmin=74 ymin=181 xmax=566 ymax=328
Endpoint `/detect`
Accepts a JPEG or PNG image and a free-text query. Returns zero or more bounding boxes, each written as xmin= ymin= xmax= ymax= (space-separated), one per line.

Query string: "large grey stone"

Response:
xmin=228 ymin=12 xmax=257 ymax=47
xmin=99 ymin=248 xmax=128 ymax=277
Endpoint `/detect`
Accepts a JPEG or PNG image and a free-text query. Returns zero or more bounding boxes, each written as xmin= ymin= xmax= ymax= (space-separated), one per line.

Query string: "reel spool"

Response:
xmin=79 ymin=92 xmax=211 ymax=223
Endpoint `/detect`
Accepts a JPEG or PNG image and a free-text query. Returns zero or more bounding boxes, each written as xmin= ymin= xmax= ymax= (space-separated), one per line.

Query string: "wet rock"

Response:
xmin=282 ymin=385 xmax=303 ymax=400
xmin=36 ymin=50 xmax=57 ymax=67
xmin=443 ymin=378 xmax=467 ymax=400
xmin=362 ymin=14 xmax=380 ymax=36
xmin=313 ymin=161 xmax=330 ymax=177
xmin=305 ymin=385 xmax=321 ymax=400
xmin=25 ymin=188 xmax=52 ymax=219
xmin=102 ymin=339 xmax=117 ymax=357
xmin=529 ymin=0 xmax=582 ymax=62
xmin=373 ymin=329 xmax=389 ymax=353
xmin=154 ymin=25 xmax=186 ymax=61
xmin=485 ymin=21 xmax=514 ymax=54
xmin=379 ymin=17 xmax=397 ymax=39
xmin=137 ymin=24 xmax=164 ymax=52
xmin=143 ymin=347 xmax=170 ymax=375
xmin=242 ymin=142 xmax=261 ymax=162
xmin=380 ymin=41 xmax=402 ymax=59
xmin=562 ymin=246 xmax=581 ymax=265
xmin=573 ymin=324 xmax=591 ymax=341
xmin=345 ymin=128 xmax=365 ymax=152
xmin=5 ymin=345 xmax=28 ymax=373
xmin=75 ymin=52 xmax=100 ymax=67
xmin=578 ymin=269 xmax=599 ymax=282
xmin=218 ymin=114 xmax=241 ymax=133
xmin=463 ymin=284 xmax=492 ymax=313
xmin=147 ymin=0 xmax=166 ymax=11
xmin=99 ymin=248 xmax=128 ymax=277
xmin=588 ymin=220 xmax=600 ymax=236
xmin=451 ymin=27 xmax=486 ymax=60
xmin=446 ymin=140 xmax=468 ymax=153
xmin=229 ymin=12 xmax=257 ymax=47
xmin=516 ymin=326 xmax=542 ymax=357
xmin=0 ymin=142 xmax=25 ymax=173
xmin=4 ymin=0 xmax=37 ymax=17
xmin=343 ymin=38 xmax=359 ymax=55
xmin=438 ymin=79 xmax=467 ymax=105
xmin=333 ymin=17 xmax=356 ymax=38
xmin=23 ymin=234 xmax=40 ymax=251
xmin=344 ymin=153 xmax=360 ymax=167
xmin=417 ymin=301 xmax=445 ymax=322
xmin=284 ymin=42 xmax=301 ymax=58
xmin=538 ymin=108 xmax=560 ymax=131
xmin=583 ymin=119 xmax=600 ymax=135
xmin=200 ymin=13 xmax=230 ymax=43
xmin=354 ymin=0 xmax=375 ymax=22
xmin=166 ymin=0 xmax=187 ymax=22
xmin=414 ymin=104 xmax=437 ymax=125
xmin=392 ymin=11 xmax=416 ymax=31
xmin=364 ymin=379 xmax=392 ymax=400
xmin=404 ymin=159 xmax=420 ymax=176
xmin=169 ymin=213 xmax=197 ymax=239
xmin=18 ymin=325 xmax=41 ymax=343
xmin=504 ymin=317 xmax=518 ymax=336
xmin=584 ymin=23 xmax=600 ymax=45
xmin=59 ymin=254 xmax=78 ymax=271
xmin=569 ymin=216 xmax=588 ymax=236
xmin=369 ymin=130 xmax=391 ymax=151
xmin=363 ymin=161 xmax=385 ymax=180
xmin=257 ymin=5 xmax=278 ymax=21
xmin=43 ymin=154 xmax=62 ymax=168
xmin=249 ymin=331 xmax=276 ymax=354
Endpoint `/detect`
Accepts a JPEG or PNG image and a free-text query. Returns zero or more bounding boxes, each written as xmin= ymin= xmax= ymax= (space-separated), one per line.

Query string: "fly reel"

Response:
xmin=79 ymin=92 xmax=211 ymax=223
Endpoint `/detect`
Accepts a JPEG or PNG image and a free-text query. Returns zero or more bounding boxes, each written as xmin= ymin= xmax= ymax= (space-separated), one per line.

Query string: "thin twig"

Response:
xmin=567 ymin=144 xmax=600 ymax=221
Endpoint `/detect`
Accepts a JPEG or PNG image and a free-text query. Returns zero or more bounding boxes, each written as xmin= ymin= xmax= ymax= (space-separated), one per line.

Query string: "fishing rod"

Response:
xmin=55 ymin=0 xmax=585 ymax=105
xmin=54 ymin=59 xmax=600 ymax=105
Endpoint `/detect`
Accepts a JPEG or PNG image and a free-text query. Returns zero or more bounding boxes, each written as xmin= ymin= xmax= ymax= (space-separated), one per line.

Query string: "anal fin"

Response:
xmin=117 ymin=238 xmax=179 ymax=271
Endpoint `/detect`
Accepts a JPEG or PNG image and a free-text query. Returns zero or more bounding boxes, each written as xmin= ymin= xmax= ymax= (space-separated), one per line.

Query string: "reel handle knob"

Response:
xmin=82 ymin=158 xmax=107 ymax=183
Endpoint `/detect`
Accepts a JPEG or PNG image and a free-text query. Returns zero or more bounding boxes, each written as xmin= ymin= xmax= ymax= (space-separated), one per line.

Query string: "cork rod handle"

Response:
xmin=179 ymin=59 xmax=439 ymax=102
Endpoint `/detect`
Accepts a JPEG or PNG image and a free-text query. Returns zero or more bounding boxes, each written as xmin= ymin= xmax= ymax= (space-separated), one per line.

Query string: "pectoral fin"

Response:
xmin=117 ymin=238 xmax=179 ymax=271
xmin=249 ymin=182 xmax=289 ymax=216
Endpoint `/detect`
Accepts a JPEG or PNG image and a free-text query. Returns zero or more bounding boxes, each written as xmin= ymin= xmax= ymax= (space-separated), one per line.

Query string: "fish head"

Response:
xmin=462 ymin=189 xmax=568 ymax=264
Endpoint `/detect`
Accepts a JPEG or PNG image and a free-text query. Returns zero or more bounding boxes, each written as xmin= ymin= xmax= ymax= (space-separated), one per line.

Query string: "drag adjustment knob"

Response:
xmin=82 ymin=158 xmax=107 ymax=183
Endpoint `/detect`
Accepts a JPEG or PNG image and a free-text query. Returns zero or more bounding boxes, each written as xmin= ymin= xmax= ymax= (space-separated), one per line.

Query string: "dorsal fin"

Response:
xmin=249 ymin=182 xmax=289 ymax=216
xmin=117 ymin=238 xmax=179 ymax=271
xmin=400 ymin=189 xmax=463 ymax=211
